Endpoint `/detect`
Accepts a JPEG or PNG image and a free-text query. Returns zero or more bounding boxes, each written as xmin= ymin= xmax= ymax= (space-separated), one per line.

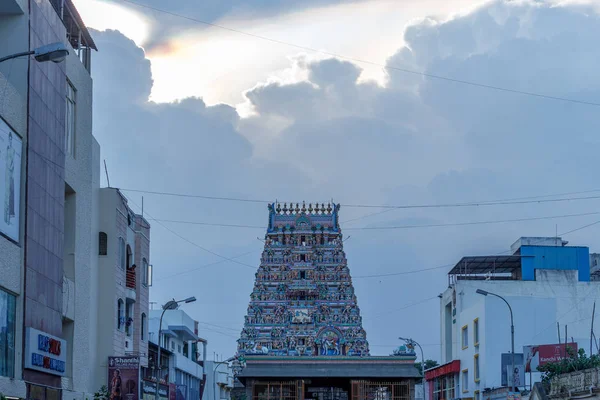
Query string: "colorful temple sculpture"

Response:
xmin=234 ymin=202 xmax=420 ymax=400
xmin=237 ymin=201 xmax=369 ymax=358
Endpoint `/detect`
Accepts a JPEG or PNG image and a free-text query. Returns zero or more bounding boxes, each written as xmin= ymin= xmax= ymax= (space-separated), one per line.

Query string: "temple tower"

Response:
xmin=237 ymin=201 xmax=369 ymax=357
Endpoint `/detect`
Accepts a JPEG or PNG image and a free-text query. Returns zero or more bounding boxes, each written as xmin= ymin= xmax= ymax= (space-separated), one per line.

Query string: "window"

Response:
xmin=183 ymin=342 xmax=188 ymax=357
xmin=300 ymin=254 xmax=306 ymax=262
xmin=65 ymin=81 xmax=76 ymax=156
xmin=475 ymin=391 xmax=481 ymax=400
xmin=118 ymin=237 xmax=125 ymax=269
xmin=126 ymin=245 xmax=132 ymax=269
xmin=99 ymin=232 xmax=108 ymax=255
xmin=462 ymin=325 xmax=469 ymax=349
xmin=117 ymin=299 xmax=124 ymax=330
xmin=171 ymin=341 xmax=175 ymax=351
xmin=474 ymin=354 xmax=480 ymax=382
xmin=142 ymin=258 xmax=149 ymax=286
xmin=462 ymin=369 xmax=469 ymax=392
xmin=125 ymin=303 xmax=133 ymax=337
xmin=178 ymin=344 xmax=182 ymax=353
xmin=474 ymin=318 xmax=479 ymax=346
xmin=0 ymin=288 xmax=16 ymax=377
xmin=141 ymin=313 xmax=146 ymax=341
xmin=300 ymin=271 xmax=306 ymax=279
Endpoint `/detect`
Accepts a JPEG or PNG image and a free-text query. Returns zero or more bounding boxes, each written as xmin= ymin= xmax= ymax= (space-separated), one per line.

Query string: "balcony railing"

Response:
xmin=126 ymin=266 xmax=136 ymax=289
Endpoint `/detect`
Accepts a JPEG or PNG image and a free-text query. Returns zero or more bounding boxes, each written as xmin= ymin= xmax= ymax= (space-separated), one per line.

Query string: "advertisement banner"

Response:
xmin=24 ymin=328 xmax=67 ymax=376
xmin=108 ymin=356 xmax=140 ymax=400
xmin=524 ymin=343 xmax=578 ymax=372
xmin=169 ymin=383 xmax=176 ymax=400
xmin=0 ymin=117 xmax=22 ymax=242
xmin=176 ymin=385 xmax=187 ymax=400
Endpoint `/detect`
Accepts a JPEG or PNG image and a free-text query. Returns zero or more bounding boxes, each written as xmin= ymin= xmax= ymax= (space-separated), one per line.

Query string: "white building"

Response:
xmin=203 ymin=361 xmax=233 ymax=400
xmin=429 ymin=237 xmax=599 ymax=400
xmin=149 ymin=309 xmax=206 ymax=400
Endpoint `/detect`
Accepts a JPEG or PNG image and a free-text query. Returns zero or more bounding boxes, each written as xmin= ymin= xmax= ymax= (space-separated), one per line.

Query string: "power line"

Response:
xmin=345 ymin=211 xmax=600 ymax=230
xmin=118 ymin=187 xmax=600 ymax=210
xmin=150 ymin=211 xmax=600 ymax=231
xmin=120 ymin=0 xmax=600 ymax=108
xmin=353 ymin=219 xmax=600 ymax=279
xmin=122 ymin=193 xmax=258 ymax=270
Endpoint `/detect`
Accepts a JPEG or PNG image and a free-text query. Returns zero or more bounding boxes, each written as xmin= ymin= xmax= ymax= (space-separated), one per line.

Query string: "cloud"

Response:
xmin=91 ymin=0 xmax=600 ymax=360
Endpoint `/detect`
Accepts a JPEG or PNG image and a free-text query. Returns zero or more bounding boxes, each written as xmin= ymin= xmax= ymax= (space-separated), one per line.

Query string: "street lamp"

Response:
xmin=0 ymin=42 xmax=69 ymax=64
xmin=476 ymin=289 xmax=515 ymax=392
xmin=399 ymin=337 xmax=426 ymax=400
xmin=155 ymin=297 xmax=197 ymax=400
xmin=212 ymin=356 xmax=246 ymax=400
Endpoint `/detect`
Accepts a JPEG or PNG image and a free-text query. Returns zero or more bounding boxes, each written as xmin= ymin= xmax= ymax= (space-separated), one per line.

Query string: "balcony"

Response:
xmin=126 ymin=266 xmax=136 ymax=300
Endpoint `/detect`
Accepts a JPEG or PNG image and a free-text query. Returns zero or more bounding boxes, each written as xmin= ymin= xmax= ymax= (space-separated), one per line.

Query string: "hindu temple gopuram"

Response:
xmin=234 ymin=202 xmax=420 ymax=400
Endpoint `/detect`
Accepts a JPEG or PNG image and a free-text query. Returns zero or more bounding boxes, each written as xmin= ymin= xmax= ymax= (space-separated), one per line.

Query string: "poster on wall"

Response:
xmin=507 ymin=365 xmax=526 ymax=388
xmin=524 ymin=343 xmax=578 ymax=372
xmin=108 ymin=356 xmax=140 ymax=400
xmin=501 ymin=353 xmax=524 ymax=386
xmin=0 ymin=117 xmax=22 ymax=242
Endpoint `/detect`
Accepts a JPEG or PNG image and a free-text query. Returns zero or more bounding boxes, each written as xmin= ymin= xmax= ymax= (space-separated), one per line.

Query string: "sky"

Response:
xmin=74 ymin=0 xmax=600 ymax=367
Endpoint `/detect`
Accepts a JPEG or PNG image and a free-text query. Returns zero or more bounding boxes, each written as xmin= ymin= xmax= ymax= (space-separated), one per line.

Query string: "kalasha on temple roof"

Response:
xmin=237 ymin=201 xmax=369 ymax=358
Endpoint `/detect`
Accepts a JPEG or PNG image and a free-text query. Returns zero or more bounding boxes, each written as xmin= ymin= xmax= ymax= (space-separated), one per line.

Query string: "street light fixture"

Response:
xmin=0 ymin=42 xmax=69 ymax=64
xmin=399 ymin=337 xmax=426 ymax=400
xmin=155 ymin=297 xmax=197 ymax=400
xmin=476 ymin=289 xmax=516 ymax=392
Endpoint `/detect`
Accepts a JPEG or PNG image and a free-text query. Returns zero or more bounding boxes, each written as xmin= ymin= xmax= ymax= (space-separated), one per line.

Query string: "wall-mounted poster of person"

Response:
xmin=108 ymin=357 xmax=140 ymax=400
xmin=0 ymin=117 xmax=22 ymax=242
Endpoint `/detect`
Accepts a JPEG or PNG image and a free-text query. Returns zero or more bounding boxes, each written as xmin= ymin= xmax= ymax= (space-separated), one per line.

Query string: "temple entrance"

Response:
xmin=249 ymin=379 xmax=412 ymax=400
xmin=253 ymin=381 xmax=305 ymax=400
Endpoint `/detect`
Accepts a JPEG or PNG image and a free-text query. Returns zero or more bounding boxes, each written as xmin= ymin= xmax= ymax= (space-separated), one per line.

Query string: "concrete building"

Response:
xmin=96 ymin=188 xmax=151 ymax=390
xmin=0 ymin=0 xmax=97 ymax=399
xmin=429 ymin=237 xmax=599 ymax=400
xmin=203 ymin=361 xmax=233 ymax=400
xmin=149 ymin=309 xmax=207 ymax=400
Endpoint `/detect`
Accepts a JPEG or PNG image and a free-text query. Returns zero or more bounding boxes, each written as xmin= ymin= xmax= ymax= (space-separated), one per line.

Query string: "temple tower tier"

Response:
xmin=237 ymin=202 xmax=370 ymax=357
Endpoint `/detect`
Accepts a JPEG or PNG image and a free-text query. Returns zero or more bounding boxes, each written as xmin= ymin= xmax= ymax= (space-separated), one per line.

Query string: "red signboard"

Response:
xmin=169 ymin=383 xmax=176 ymax=400
xmin=524 ymin=343 xmax=578 ymax=372
xmin=425 ymin=360 xmax=461 ymax=380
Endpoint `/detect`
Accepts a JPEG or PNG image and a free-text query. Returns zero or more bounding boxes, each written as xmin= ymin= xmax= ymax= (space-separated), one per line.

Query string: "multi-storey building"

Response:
xmin=148 ymin=309 xmax=206 ymax=400
xmin=235 ymin=202 xmax=419 ymax=400
xmin=203 ymin=361 xmax=233 ymax=400
xmin=96 ymin=188 xmax=151 ymax=389
xmin=429 ymin=237 xmax=598 ymax=400
xmin=0 ymin=1 xmax=97 ymax=399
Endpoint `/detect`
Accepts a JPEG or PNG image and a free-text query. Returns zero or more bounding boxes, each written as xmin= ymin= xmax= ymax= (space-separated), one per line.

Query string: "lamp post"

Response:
xmin=476 ymin=289 xmax=515 ymax=392
xmin=155 ymin=297 xmax=196 ymax=400
xmin=212 ymin=356 xmax=246 ymax=400
xmin=399 ymin=337 xmax=426 ymax=400
xmin=0 ymin=42 xmax=69 ymax=64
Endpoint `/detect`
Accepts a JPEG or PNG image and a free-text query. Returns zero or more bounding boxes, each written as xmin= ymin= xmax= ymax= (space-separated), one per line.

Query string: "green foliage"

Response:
xmin=93 ymin=385 xmax=110 ymax=400
xmin=414 ymin=359 xmax=439 ymax=383
xmin=537 ymin=347 xmax=600 ymax=383
xmin=0 ymin=391 xmax=7 ymax=400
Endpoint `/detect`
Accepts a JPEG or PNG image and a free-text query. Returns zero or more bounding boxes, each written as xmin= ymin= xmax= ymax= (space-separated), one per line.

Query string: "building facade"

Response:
xmin=149 ymin=309 xmax=206 ymax=400
xmin=203 ymin=361 xmax=233 ymax=400
xmin=0 ymin=0 xmax=97 ymax=399
xmin=96 ymin=188 xmax=151 ymax=391
xmin=235 ymin=202 xmax=419 ymax=400
xmin=432 ymin=237 xmax=598 ymax=400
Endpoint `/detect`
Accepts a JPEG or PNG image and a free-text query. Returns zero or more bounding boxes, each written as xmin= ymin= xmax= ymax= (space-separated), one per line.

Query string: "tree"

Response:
xmin=414 ymin=360 xmax=439 ymax=383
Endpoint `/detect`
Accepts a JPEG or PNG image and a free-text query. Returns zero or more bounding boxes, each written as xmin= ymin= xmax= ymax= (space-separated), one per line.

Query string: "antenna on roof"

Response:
xmin=104 ymin=159 xmax=111 ymax=188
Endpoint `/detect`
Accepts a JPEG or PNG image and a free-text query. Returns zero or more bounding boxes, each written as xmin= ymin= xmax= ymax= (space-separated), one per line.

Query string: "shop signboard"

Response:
xmin=24 ymin=328 xmax=67 ymax=376
xmin=524 ymin=343 xmax=578 ymax=372
xmin=143 ymin=380 xmax=169 ymax=400
xmin=108 ymin=356 xmax=140 ymax=400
